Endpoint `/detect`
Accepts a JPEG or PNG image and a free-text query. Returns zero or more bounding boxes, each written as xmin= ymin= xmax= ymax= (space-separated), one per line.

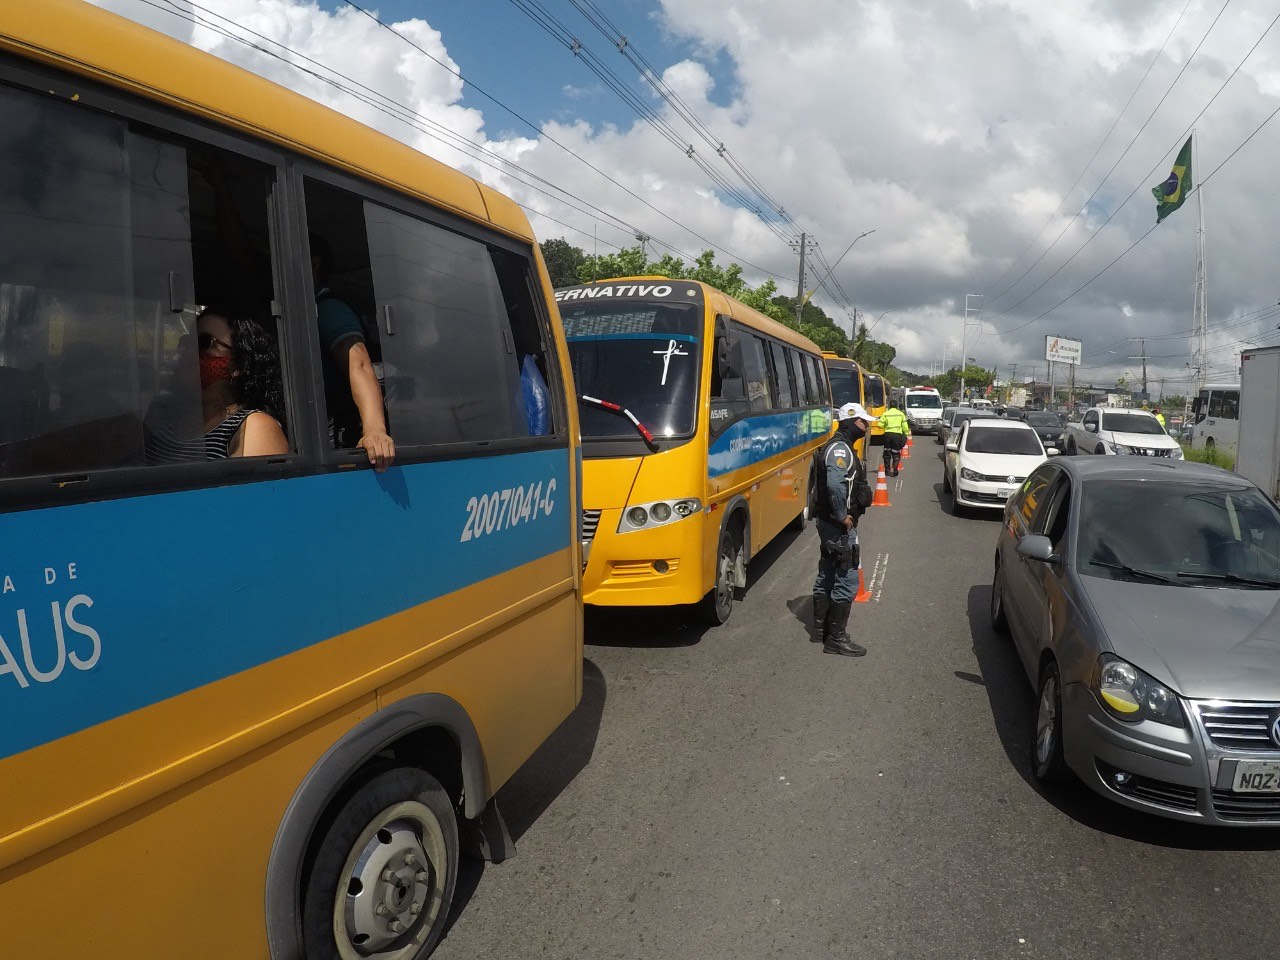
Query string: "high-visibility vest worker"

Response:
xmin=880 ymin=405 xmax=910 ymax=436
xmin=1153 ymin=408 xmax=1166 ymax=431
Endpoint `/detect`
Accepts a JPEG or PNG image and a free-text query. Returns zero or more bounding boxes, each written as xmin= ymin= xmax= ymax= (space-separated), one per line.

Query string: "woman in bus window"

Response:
xmin=145 ymin=307 xmax=288 ymax=462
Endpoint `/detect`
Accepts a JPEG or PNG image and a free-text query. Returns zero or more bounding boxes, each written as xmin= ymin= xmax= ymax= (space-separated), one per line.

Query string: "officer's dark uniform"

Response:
xmin=811 ymin=412 xmax=870 ymax=656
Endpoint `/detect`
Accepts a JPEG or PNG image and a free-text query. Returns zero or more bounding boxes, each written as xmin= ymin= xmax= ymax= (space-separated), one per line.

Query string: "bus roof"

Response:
xmin=0 ymin=0 xmax=534 ymax=244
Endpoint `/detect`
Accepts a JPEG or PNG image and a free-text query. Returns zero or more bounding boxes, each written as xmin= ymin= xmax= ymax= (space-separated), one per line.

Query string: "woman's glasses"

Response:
xmin=198 ymin=332 xmax=233 ymax=353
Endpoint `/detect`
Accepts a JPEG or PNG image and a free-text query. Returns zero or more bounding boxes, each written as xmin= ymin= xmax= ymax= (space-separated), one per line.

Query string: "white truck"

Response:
xmin=1061 ymin=407 xmax=1183 ymax=458
xmin=1235 ymin=346 xmax=1280 ymax=499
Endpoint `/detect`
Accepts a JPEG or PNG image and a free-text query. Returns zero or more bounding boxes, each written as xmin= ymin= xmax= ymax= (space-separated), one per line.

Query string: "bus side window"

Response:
xmin=710 ymin=321 xmax=748 ymax=436
xmin=766 ymin=342 xmax=793 ymax=409
xmin=0 ymin=84 xmax=287 ymax=483
xmin=362 ymin=200 xmax=529 ymax=445
xmin=741 ymin=335 xmax=773 ymax=412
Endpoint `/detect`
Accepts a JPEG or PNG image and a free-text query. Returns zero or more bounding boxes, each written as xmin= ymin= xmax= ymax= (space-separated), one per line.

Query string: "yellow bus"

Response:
xmin=557 ymin=278 xmax=832 ymax=623
xmin=0 ymin=4 xmax=582 ymax=959
xmin=821 ymin=352 xmax=871 ymax=457
xmin=861 ymin=368 xmax=889 ymax=437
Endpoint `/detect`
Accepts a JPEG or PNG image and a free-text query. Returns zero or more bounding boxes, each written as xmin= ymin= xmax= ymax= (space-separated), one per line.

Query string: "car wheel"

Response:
xmin=990 ymin=559 xmax=1010 ymax=637
xmin=942 ymin=467 xmax=952 ymax=493
xmin=1095 ymin=445 xmax=1106 ymax=456
xmin=1206 ymin=437 xmax=1216 ymax=450
xmin=949 ymin=487 xmax=963 ymax=517
xmin=302 ymin=767 xmax=459 ymax=960
xmin=1032 ymin=662 xmax=1070 ymax=784
xmin=699 ymin=522 xmax=740 ymax=624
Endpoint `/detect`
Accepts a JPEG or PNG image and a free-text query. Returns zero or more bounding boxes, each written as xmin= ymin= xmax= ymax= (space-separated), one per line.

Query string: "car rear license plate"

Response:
xmin=1233 ymin=760 xmax=1280 ymax=792
xmin=996 ymin=487 xmax=1013 ymax=499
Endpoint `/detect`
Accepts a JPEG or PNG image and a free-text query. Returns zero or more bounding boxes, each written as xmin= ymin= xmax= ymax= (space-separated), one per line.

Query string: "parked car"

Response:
xmin=991 ymin=457 xmax=1280 ymax=825
xmin=1020 ymin=410 xmax=1068 ymax=449
xmin=937 ymin=406 xmax=995 ymax=446
xmin=1062 ymin=407 xmax=1183 ymax=458
xmin=942 ymin=418 xmax=1053 ymax=515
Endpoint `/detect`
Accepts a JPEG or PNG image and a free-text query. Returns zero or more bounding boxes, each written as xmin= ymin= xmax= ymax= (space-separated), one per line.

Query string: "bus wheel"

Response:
xmin=700 ymin=523 xmax=740 ymax=624
xmin=790 ymin=478 xmax=814 ymax=531
xmin=302 ymin=767 xmax=459 ymax=960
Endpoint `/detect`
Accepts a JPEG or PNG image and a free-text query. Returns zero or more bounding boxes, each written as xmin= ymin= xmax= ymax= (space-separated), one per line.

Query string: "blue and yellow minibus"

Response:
xmin=556 ymin=278 xmax=832 ymax=623
xmin=0 ymin=4 xmax=581 ymax=958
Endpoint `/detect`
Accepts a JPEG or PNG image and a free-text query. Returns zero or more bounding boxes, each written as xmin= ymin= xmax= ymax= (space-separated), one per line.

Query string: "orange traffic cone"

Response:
xmin=901 ymin=437 xmax=912 ymax=460
xmin=871 ymin=464 xmax=892 ymax=507
xmin=854 ymin=561 xmax=872 ymax=602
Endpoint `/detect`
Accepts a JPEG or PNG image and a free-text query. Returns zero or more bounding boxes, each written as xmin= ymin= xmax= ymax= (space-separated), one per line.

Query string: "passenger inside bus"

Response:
xmin=309 ymin=233 xmax=396 ymax=471
xmin=143 ymin=306 xmax=289 ymax=462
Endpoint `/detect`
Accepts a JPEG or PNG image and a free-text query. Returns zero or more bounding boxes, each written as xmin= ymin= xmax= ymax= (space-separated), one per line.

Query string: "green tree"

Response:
xmin=539 ymin=238 xmax=586 ymax=288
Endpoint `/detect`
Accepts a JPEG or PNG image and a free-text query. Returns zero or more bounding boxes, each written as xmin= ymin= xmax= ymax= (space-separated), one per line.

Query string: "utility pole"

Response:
xmin=960 ymin=294 xmax=982 ymax=400
xmin=1128 ymin=339 xmax=1150 ymax=401
xmin=791 ymin=232 xmax=812 ymax=326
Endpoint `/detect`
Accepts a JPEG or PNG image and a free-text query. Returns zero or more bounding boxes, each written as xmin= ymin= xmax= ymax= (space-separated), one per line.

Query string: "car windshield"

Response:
xmin=906 ymin=394 xmax=943 ymax=409
xmin=964 ymin=426 xmax=1043 ymax=455
xmin=564 ymin=301 xmax=702 ymax=439
xmin=1101 ymin=412 xmax=1164 ymax=435
xmin=1079 ymin=480 xmax=1280 ymax=586
xmin=1025 ymin=412 xmax=1063 ymax=427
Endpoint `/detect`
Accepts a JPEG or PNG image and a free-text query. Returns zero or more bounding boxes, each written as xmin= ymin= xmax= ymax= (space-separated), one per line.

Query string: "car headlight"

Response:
xmin=618 ymin=498 xmax=703 ymax=533
xmin=1108 ymin=442 xmax=1131 ymax=455
xmin=1091 ymin=655 xmax=1185 ymax=727
xmin=959 ymin=467 xmax=983 ymax=481
xmin=1170 ymin=447 xmax=1184 ymax=460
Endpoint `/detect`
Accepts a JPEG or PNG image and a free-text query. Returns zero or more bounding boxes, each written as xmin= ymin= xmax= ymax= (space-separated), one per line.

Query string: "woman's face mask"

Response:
xmin=199 ymin=353 xmax=233 ymax=389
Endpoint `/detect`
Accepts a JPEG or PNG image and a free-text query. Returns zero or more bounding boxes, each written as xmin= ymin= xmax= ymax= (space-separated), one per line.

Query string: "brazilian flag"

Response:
xmin=1152 ymin=135 xmax=1193 ymax=223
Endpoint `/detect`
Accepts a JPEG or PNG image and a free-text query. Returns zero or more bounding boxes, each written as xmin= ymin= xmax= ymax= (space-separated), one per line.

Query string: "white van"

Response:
xmin=971 ymin=398 xmax=995 ymax=412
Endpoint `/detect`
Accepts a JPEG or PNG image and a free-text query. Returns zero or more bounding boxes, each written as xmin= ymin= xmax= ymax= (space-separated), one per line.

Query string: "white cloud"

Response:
xmin=88 ymin=0 xmax=1280 ymax=393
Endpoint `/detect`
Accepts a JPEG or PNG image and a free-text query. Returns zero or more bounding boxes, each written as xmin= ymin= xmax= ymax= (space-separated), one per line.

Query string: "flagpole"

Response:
xmin=1192 ymin=130 xmax=1207 ymax=399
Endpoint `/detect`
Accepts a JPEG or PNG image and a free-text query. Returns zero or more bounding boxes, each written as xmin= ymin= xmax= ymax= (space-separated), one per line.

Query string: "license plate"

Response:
xmin=996 ymin=487 xmax=1013 ymax=499
xmin=1233 ymin=760 xmax=1280 ymax=792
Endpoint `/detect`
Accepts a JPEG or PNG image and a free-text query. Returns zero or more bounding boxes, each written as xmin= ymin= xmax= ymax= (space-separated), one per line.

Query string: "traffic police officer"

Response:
xmin=812 ymin=402 xmax=877 ymax=657
xmin=879 ymin=400 xmax=910 ymax=476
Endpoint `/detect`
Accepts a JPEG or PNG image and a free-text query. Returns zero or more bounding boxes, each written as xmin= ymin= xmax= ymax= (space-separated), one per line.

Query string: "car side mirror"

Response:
xmin=945 ymin=441 xmax=959 ymax=452
xmin=1084 ymin=422 xmax=1097 ymax=433
xmin=1017 ymin=534 xmax=1059 ymax=564
xmin=1045 ymin=447 xmax=1059 ymax=456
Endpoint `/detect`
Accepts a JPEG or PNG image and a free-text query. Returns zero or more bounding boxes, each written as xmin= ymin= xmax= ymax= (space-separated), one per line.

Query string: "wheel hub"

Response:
xmin=344 ymin=817 xmax=434 ymax=954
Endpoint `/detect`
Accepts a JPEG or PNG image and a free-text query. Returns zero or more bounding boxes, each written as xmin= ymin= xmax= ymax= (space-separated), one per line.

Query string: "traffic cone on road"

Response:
xmin=901 ymin=437 xmax=912 ymax=461
xmin=871 ymin=464 xmax=892 ymax=507
xmin=854 ymin=561 xmax=872 ymax=602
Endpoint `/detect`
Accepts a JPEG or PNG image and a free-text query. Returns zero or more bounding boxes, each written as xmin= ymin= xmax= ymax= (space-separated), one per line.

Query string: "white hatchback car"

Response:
xmin=943 ymin=418 xmax=1054 ymax=515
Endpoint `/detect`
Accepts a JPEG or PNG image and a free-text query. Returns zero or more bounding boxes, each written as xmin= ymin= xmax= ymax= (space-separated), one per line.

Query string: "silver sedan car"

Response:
xmin=991 ymin=457 xmax=1280 ymax=824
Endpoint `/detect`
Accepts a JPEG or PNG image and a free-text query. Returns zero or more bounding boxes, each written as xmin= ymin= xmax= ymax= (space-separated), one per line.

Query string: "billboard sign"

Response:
xmin=1045 ymin=335 xmax=1082 ymax=365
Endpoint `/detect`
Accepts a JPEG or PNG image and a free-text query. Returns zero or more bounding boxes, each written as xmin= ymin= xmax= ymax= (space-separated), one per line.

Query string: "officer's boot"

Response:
xmin=822 ymin=601 xmax=867 ymax=657
xmin=811 ymin=593 xmax=830 ymax=643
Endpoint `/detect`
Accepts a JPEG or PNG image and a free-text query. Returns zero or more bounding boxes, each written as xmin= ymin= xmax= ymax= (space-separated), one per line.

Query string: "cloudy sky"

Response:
xmin=90 ymin=0 xmax=1280 ymax=395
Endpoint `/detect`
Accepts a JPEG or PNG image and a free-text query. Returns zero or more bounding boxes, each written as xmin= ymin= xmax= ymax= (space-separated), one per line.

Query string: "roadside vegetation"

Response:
xmin=1180 ymin=444 xmax=1236 ymax=470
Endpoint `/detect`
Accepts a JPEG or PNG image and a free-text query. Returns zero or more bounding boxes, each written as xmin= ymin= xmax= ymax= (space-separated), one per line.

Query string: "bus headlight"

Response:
xmin=619 ymin=498 xmax=702 ymax=532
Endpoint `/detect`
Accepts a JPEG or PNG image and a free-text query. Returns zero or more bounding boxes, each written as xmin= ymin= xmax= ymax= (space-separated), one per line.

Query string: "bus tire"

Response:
xmin=791 ymin=475 xmax=815 ymax=531
xmin=302 ymin=767 xmax=459 ymax=960
xmin=700 ymin=520 xmax=741 ymax=625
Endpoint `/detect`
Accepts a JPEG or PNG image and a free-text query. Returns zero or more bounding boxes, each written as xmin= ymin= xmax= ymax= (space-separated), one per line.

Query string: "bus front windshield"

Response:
xmin=828 ymin=366 xmax=861 ymax=407
xmin=564 ymin=301 xmax=703 ymax=440
xmin=863 ymin=374 xmax=885 ymax=407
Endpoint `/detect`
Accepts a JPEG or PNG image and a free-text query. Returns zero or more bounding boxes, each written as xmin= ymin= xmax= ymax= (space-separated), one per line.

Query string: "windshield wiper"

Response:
xmin=579 ymin=395 xmax=657 ymax=449
xmin=1089 ymin=559 xmax=1181 ymax=585
xmin=1175 ymin=571 xmax=1280 ymax=588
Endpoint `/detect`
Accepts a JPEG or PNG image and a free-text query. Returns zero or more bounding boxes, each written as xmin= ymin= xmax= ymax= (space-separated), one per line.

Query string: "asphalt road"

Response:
xmin=433 ymin=439 xmax=1280 ymax=960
